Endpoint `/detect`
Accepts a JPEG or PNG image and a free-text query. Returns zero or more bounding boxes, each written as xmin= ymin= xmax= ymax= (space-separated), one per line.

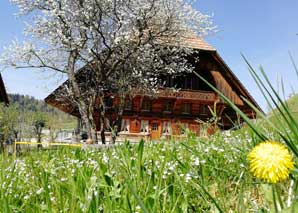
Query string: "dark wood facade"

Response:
xmin=0 ymin=74 xmax=9 ymax=105
xmin=45 ymin=38 xmax=260 ymax=141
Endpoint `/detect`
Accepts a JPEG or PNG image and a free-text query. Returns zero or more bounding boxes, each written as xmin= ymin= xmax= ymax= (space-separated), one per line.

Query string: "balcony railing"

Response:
xmin=156 ymin=89 xmax=217 ymax=101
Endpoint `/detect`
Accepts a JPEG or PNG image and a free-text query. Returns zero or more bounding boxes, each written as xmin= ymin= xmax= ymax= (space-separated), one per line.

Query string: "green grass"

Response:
xmin=56 ymin=119 xmax=77 ymax=129
xmin=4 ymin=62 xmax=298 ymax=211
xmin=53 ymin=115 xmax=77 ymax=129
xmin=0 ymin=131 xmax=269 ymax=212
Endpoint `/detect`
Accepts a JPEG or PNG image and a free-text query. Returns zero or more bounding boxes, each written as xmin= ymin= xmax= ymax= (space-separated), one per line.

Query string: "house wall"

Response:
xmin=94 ymin=89 xmax=221 ymax=140
xmin=45 ymin=49 xmax=257 ymax=140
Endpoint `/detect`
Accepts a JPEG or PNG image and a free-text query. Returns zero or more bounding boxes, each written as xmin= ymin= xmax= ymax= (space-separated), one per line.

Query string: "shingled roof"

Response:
xmin=182 ymin=37 xmax=216 ymax=51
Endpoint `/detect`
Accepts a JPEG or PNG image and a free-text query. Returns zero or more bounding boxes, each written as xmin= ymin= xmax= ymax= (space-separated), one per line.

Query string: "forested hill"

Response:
xmin=9 ymin=94 xmax=58 ymax=113
xmin=8 ymin=94 xmax=76 ymax=129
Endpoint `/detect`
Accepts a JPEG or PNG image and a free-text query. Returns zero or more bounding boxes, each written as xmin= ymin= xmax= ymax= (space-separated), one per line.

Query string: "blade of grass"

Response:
xmin=193 ymin=70 xmax=267 ymax=141
xmin=242 ymin=96 xmax=298 ymax=157
xmin=289 ymin=51 xmax=298 ymax=78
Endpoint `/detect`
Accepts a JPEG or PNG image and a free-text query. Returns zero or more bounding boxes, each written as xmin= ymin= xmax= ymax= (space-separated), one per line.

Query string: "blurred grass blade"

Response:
xmin=242 ymin=55 xmax=298 ymax=156
xmin=193 ymin=70 xmax=267 ymax=141
xmin=191 ymin=180 xmax=224 ymax=213
xmin=289 ymin=51 xmax=298 ymax=78
xmin=242 ymin=96 xmax=298 ymax=157
xmin=126 ymin=180 xmax=149 ymax=213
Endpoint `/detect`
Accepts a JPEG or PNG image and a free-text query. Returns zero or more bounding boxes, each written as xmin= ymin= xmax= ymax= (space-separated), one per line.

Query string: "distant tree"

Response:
xmin=32 ymin=113 xmax=46 ymax=149
xmin=0 ymin=104 xmax=10 ymax=152
xmin=2 ymin=0 xmax=214 ymax=143
xmin=8 ymin=94 xmax=76 ymax=130
xmin=47 ymin=115 xmax=60 ymax=143
xmin=0 ymin=103 xmax=23 ymax=152
xmin=0 ymin=95 xmax=73 ymax=152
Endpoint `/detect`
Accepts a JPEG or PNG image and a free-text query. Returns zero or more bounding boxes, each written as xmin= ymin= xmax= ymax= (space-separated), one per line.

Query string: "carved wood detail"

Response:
xmin=157 ymin=90 xmax=216 ymax=101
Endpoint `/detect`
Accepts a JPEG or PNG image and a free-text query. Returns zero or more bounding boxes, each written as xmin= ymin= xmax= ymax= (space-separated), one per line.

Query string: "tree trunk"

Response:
xmin=88 ymin=101 xmax=98 ymax=144
xmin=14 ymin=131 xmax=21 ymax=153
xmin=111 ymin=108 xmax=124 ymax=144
xmin=111 ymin=95 xmax=125 ymax=144
xmin=80 ymin=109 xmax=97 ymax=144
xmin=67 ymin=51 xmax=97 ymax=144
xmin=0 ymin=141 xmax=4 ymax=153
xmin=97 ymin=96 xmax=107 ymax=144
xmin=100 ymin=117 xmax=106 ymax=144
xmin=37 ymin=132 xmax=42 ymax=150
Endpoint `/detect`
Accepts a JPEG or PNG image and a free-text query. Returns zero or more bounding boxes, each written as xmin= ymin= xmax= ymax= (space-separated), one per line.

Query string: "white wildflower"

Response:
xmin=185 ymin=173 xmax=191 ymax=183
xmin=60 ymin=177 xmax=67 ymax=182
xmin=36 ymin=188 xmax=44 ymax=195
xmin=194 ymin=157 xmax=200 ymax=166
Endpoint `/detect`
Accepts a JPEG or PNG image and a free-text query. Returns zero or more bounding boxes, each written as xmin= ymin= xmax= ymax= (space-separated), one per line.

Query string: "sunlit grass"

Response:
xmin=0 ymin=132 xmax=268 ymax=212
xmin=3 ymin=56 xmax=298 ymax=211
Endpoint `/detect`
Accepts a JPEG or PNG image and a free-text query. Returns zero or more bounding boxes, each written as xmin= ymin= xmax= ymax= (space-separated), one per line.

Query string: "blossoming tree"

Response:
xmin=1 ymin=0 xmax=214 ymax=143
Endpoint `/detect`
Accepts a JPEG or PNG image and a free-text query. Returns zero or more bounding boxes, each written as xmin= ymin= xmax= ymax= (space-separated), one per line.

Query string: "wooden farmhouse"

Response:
xmin=0 ymin=74 xmax=9 ymax=105
xmin=45 ymin=38 xmax=260 ymax=141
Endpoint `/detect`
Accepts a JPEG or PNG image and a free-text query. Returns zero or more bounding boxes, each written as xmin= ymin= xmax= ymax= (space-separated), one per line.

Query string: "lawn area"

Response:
xmin=0 ymin=130 xmax=270 ymax=212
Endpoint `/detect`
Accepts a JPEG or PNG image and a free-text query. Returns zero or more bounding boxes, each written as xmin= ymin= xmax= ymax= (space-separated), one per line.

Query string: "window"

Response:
xmin=142 ymin=100 xmax=152 ymax=111
xmin=163 ymin=100 xmax=173 ymax=112
xmin=121 ymin=119 xmax=130 ymax=132
xmin=104 ymin=97 xmax=113 ymax=108
xmin=184 ymin=77 xmax=192 ymax=89
xmin=164 ymin=75 xmax=174 ymax=87
xmin=181 ymin=103 xmax=191 ymax=114
xmin=124 ymin=99 xmax=132 ymax=110
xmin=173 ymin=76 xmax=184 ymax=89
xmin=192 ymin=75 xmax=200 ymax=90
xmin=140 ymin=120 xmax=149 ymax=133
xmin=152 ymin=123 xmax=158 ymax=131
xmin=105 ymin=118 xmax=110 ymax=131
xmin=180 ymin=123 xmax=189 ymax=135
xmin=200 ymin=105 xmax=209 ymax=115
xmin=162 ymin=121 xmax=171 ymax=134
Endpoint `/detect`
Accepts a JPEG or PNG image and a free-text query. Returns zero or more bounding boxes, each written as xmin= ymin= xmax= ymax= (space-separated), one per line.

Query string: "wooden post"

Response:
xmin=14 ymin=139 xmax=17 ymax=158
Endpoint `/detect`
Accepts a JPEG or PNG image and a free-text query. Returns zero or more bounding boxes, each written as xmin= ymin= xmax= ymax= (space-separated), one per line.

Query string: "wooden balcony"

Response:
xmin=156 ymin=89 xmax=217 ymax=101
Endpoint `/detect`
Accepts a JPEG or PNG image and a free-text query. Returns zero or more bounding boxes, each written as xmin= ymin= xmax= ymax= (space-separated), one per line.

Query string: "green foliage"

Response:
xmin=8 ymin=94 xmax=76 ymax=130
xmin=0 ymin=103 xmax=22 ymax=150
xmin=32 ymin=112 xmax=47 ymax=143
xmin=32 ymin=112 xmax=46 ymax=128
xmin=0 ymin=94 xmax=76 ymax=147
xmin=9 ymin=94 xmax=53 ymax=113
xmin=0 ymin=133 xmax=267 ymax=212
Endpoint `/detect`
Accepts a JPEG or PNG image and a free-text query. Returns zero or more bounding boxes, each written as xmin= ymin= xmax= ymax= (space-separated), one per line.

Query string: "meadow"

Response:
xmin=1 ymin=129 xmax=270 ymax=212
xmin=2 ymin=62 xmax=298 ymax=212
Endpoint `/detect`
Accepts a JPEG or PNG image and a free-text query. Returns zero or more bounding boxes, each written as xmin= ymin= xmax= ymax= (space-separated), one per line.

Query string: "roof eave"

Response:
xmin=0 ymin=74 xmax=9 ymax=105
xmin=211 ymin=51 xmax=263 ymax=114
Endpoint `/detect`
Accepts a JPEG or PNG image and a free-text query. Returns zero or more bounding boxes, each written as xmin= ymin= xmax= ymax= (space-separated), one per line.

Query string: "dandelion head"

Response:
xmin=248 ymin=141 xmax=294 ymax=183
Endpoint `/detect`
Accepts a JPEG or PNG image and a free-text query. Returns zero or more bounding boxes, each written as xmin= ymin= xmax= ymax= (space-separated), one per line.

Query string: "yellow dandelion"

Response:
xmin=247 ymin=141 xmax=294 ymax=183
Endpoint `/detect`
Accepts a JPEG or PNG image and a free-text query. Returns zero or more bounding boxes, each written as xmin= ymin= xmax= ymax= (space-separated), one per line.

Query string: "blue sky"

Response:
xmin=1 ymin=1 xmax=298 ymax=111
